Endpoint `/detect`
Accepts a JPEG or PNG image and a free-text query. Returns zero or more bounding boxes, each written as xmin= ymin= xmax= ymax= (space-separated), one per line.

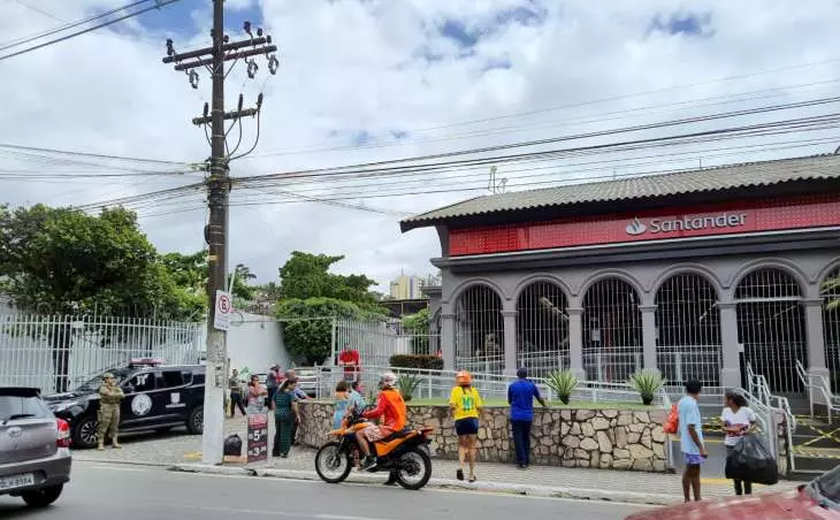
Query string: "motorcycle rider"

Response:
xmin=355 ymin=371 xmax=406 ymax=471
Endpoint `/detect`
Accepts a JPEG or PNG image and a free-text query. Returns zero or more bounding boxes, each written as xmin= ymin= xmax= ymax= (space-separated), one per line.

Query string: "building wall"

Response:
xmin=390 ymin=275 xmax=426 ymax=300
xmin=203 ymin=312 xmax=292 ymax=374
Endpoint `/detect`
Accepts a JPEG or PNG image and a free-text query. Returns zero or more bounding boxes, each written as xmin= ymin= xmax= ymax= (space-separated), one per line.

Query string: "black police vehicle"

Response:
xmin=44 ymin=359 xmax=205 ymax=449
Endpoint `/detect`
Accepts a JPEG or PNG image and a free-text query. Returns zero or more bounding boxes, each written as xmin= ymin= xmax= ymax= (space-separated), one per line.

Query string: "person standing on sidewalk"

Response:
xmin=507 ymin=367 xmax=546 ymax=469
xmin=246 ymin=374 xmax=267 ymax=412
xmin=722 ymin=390 xmax=757 ymax=496
xmin=679 ymin=380 xmax=708 ymax=502
xmin=228 ymin=368 xmax=246 ymax=417
xmin=97 ymin=372 xmax=124 ymax=451
xmin=272 ymin=378 xmax=301 ymax=458
xmin=266 ymin=365 xmax=280 ymax=407
xmin=449 ymin=371 xmax=482 ymax=482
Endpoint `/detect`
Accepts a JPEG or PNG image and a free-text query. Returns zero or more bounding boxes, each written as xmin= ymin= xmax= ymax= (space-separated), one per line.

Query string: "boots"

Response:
xmin=112 ymin=435 xmax=123 ymax=449
xmin=97 ymin=441 xmax=105 ymax=451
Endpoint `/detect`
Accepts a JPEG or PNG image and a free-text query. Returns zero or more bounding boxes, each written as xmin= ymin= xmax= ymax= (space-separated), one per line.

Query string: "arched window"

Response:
xmin=454 ymin=285 xmax=504 ymax=375
xmin=516 ymin=281 xmax=569 ymax=378
xmin=582 ymin=278 xmax=643 ymax=383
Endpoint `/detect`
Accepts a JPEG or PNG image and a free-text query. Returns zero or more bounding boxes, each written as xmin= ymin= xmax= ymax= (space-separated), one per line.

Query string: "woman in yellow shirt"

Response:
xmin=449 ymin=371 xmax=482 ymax=482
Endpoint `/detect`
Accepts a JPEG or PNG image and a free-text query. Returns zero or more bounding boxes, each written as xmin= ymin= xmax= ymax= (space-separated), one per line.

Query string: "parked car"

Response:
xmin=0 ymin=387 xmax=72 ymax=508
xmin=625 ymin=467 xmax=840 ymax=519
xmin=45 ymin=359 xmax=205 ymax=449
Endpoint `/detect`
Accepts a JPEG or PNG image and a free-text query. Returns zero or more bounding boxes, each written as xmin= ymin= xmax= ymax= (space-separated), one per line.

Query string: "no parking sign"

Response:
xmin=214 ymin=290 xmax=233 ymax=331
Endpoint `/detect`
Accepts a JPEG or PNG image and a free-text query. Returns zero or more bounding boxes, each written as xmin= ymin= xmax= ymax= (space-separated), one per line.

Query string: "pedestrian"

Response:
xmin=272 ymin=378 xmax=301 ymax=458
xmin=285 ymin=369 xmax=309 ymax=445
xmin=722 ymin=390 xmax=757 ymax=496
xmin=97 ymin=372 xmax=125 ymax=451
xmin=266 ymin=365 xmax=280 ymax=407
xmin=246 ymin=374 xmax=267 ymax=412
xmin=229 ymin=368 xmax=246 ymax=417
xmin=338 ymin=343 xmax=361 ymax=382
xmin=507 ymin=367 xmax=547 ymax=469
xmin=333 ymin=381 xmax=351 ymax=429
xmin=678 ymin=380 xmax=708 ymax=502
xmin=449 ymin=371 xmax=482 ymax=482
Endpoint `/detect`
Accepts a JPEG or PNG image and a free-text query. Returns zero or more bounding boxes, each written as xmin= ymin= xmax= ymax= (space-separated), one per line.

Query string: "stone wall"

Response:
xmin=297 ymin=401 xmax=670 ymax=472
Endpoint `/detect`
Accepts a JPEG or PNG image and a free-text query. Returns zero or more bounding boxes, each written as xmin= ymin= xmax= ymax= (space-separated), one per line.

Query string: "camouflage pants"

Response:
xmin=97 ymin=405 xmax=120 ymax=442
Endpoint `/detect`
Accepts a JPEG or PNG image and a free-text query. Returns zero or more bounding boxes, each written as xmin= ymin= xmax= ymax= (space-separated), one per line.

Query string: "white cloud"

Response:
xmin=2 ymin=0 xmax=840 ymax=291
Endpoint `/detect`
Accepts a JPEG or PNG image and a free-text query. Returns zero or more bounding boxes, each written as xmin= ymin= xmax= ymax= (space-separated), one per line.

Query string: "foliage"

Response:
xmin=0 ymin=204 xmax=200 ymax=320
xmin=400 ymin=308 xmax=431 ymax=354
xmin=823 ymin=276 xmax=840 ymax=311
xmin=389 ymin=354 xmax=444 ymax=371
xmin=275 ymin=297 xmax=386 ymax=364
xmin=629 ymin=370 xmax=665 ymax=405
xmin=397 ymin=374 xmax=423 ymax=402
xmin=545 ymin=370 xmax=579 ymax=405
xmin=278 ymin=251 xmax=379 ymax=305
xmin=229 ymin=263 xmax=257 ymax=302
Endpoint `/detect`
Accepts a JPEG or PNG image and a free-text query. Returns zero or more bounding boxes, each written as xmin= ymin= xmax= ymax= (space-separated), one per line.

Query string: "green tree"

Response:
xmin=401 ymin=308 xmax=431 ymax=354
xmin=229 ymin=263 xmax=257 ymax=301
xmin=278 ymin=251 xmax=378 ymax=304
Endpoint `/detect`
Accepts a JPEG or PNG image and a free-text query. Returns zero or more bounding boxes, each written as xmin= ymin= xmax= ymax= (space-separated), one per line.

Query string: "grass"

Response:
xmin=405 ymin=398 xmax=656 ymax=410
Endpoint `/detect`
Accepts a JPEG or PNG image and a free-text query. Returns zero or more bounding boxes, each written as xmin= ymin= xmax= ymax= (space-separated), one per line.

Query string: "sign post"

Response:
xmin=214 ymin=290 xmax=233 ymax=332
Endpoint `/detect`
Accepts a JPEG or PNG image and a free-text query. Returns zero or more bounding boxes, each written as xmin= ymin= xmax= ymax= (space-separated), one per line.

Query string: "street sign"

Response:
xmin=247 ymin=412 xmax=268 ymax=463
xmin=214 ymin=290 xmax=233 ymax=331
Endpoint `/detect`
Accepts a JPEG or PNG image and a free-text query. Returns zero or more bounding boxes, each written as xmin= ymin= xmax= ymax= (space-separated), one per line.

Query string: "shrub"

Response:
xmin=546 ymin=370 xmax=579 ymax=405
xmin=629 ymin=370 xmax=665 ymax=405
xmin=397 ymin=374 xmax=423 ymax=402
xmin=390 ymin=354 xmax=444 ymax=371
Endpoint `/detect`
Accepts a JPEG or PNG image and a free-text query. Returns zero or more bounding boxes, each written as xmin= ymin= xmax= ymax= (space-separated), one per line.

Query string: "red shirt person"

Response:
xmin=338 ymin=343 xmax=361 ymax=381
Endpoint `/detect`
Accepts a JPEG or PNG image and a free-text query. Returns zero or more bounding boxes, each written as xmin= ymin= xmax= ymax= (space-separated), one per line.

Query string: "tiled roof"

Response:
xmin=400 ymin=153 xmax=840 ymax=231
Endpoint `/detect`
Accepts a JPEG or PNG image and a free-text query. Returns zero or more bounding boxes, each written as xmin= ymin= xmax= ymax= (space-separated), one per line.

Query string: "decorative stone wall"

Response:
xmin=297 ymin=401 xmax=670 ymax=472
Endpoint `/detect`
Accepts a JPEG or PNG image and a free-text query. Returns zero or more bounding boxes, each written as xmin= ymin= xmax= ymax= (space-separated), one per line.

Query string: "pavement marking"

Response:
xmin=183 ymin=451 xmax=202 ymax=460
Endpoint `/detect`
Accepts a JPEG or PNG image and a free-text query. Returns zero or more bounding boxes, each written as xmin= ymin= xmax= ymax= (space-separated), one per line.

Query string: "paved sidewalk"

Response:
xmin=74 ymin=417 xmax=799 ymax=506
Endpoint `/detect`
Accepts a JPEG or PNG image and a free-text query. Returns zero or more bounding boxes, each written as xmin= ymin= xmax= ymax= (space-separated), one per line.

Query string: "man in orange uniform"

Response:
xmin=356 ymin=372 xmax=406 ymax=471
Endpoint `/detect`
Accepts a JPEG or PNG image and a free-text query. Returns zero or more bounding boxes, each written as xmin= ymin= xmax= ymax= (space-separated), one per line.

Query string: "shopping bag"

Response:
xmin=662 ymin=404 xmax=679 ymax=434
xmin=223 ymin=433 xmax=243 ymax=456
xmin=725 ymin=433 xmax=778 ymax=486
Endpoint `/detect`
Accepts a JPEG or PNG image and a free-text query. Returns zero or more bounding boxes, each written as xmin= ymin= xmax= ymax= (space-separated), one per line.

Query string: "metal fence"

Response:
xmin=516 ymin=281 xmax=570 ymax=378
xmin=823 ymin=267 xmax=840 ymax=393
xmin=0 ymin=312 xmax=203 ymax=394
xmin=582 ymin=278 xmax=643 ymax=383
xmin=454 ymin=285 xmax=504 ymax=375
xmin=735 ymin=268 xmax=807 ymax=395
xmin=333 ymin=318 xmax=440 ymax=368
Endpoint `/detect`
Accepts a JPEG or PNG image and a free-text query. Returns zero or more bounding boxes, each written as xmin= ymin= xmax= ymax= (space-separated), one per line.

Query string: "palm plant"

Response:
xmin=546 ymin=370 xmax=578 ymax=405
xmin=629 ymin=370 xmax=665 ymax=406
xmin=397 ymin=374 xmax=423 ymax=402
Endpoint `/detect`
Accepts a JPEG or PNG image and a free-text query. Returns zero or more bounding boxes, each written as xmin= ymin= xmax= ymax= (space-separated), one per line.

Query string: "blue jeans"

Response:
xmin=511 ymin=420 xmax=532 ymax=466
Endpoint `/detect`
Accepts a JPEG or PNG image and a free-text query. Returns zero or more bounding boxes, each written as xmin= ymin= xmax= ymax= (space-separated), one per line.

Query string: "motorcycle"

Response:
xmin=314 ymin=408 xmax=434 ymax=490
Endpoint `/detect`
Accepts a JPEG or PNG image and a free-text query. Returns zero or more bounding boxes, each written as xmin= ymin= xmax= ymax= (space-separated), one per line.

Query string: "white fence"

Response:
xmin=332 ymin=319 xmax=439 ymax=368
xmin=0 ymin=313 xmax=203 ymax=394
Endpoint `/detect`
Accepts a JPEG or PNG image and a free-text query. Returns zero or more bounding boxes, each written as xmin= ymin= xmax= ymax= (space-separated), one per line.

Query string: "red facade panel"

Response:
xmin=448 ymin=193 xmax=840 ymax=256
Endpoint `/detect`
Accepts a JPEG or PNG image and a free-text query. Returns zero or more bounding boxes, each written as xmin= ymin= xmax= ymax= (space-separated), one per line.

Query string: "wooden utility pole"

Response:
xmin=162 ymin=0 xmax=277 ymax=464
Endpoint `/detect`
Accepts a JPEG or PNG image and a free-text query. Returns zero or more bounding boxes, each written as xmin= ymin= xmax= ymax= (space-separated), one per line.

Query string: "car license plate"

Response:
xmin=0 ymin=473 xmax=35 ymax=491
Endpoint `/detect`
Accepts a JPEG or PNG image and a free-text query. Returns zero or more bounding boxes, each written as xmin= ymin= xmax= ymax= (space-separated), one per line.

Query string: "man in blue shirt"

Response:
xmin=507 ymin=368 xmax=546 ymax=469
xmin=678 ymin=379 xmax=708 ymax=502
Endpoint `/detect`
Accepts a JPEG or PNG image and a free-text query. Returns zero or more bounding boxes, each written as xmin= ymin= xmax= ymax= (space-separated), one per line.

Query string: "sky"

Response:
xmin=2 ymin=0 xmax=840 ymax=292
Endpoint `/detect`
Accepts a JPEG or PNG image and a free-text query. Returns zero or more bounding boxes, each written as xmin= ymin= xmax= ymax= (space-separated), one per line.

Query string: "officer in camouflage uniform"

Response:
xmin=98 ymin=373 xmax=125 ymax=451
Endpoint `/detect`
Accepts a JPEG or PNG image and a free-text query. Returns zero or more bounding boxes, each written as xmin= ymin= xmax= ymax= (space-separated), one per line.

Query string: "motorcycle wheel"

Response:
xmin=395 ymin=447 xmax=432 ymax=491
xmin=315 ymin=441 xmax=352 ymax=484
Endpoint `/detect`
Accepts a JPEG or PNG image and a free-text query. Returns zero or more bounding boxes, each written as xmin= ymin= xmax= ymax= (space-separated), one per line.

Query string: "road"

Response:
xmin=0 ymin=461 xmax=650 ymax=520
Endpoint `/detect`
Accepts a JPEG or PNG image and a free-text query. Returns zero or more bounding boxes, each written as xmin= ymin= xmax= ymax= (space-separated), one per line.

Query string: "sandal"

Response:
xmin=456 ymin=469 xmax=464 ymax=481
xmin=469 ymin=476 xmax=477 ymax=483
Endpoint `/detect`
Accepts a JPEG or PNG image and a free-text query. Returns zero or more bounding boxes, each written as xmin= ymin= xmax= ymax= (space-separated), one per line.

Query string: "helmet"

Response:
xmin=456 ymin=371 xmax=472 ymax=386
xmin=379 ymin=372 xmax=397 ymax=389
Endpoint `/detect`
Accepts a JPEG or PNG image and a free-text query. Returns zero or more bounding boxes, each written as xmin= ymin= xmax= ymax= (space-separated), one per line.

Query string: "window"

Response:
xmin=160 ymin=370 xmax=185 ymax=389
xmin=124 ymin=372 xmax=155 ymax=393
xmin=0 ymin=395 xmax=52 ymax=421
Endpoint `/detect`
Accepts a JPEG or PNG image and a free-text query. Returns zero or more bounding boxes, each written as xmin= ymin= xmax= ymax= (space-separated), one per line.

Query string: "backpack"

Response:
xmin=663 ymin=404 xmax=679 ymax=434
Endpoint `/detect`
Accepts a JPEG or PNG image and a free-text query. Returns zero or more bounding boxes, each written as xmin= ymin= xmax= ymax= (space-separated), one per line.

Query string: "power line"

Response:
xmin=0 ymin=0 xmax=182 ymax=62
xmin=0 ymin=142 xmax=194 ymax=166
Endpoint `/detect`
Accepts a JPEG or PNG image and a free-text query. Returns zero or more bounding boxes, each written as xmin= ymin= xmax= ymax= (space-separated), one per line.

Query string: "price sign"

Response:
xmin=247 ymin=412 xmax=269 ymax=463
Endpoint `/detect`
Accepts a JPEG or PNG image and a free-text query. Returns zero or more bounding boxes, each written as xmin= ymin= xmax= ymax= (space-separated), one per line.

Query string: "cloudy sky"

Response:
xmin=2 ymin=0 xmax=840 ymax=291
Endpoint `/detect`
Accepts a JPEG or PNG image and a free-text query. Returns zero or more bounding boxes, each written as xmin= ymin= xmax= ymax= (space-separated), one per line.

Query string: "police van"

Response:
xmin=44 ymin=359 xmax=205 ymax=449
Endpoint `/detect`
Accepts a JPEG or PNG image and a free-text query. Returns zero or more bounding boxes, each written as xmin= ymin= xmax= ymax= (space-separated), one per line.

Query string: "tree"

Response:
xmin=278 ymin=251 xmax=378 ymax=305
xmin=401 ymin=308 xmax=431 ymax=355
xmin=0 ymin=204 xmax=203 ymax=390
xmin=229 ymin=263 xmax=257 ymax=301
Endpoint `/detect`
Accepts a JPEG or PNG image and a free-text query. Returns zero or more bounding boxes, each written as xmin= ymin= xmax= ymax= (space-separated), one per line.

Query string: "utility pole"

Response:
xmin=162 ymin=0 xmax=278 ymax=465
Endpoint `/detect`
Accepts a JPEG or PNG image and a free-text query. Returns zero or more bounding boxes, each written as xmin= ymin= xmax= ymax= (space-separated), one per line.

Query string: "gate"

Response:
xmin=454 ymin=284 xmax=504 ymax=375
xmin=736 ymin=268 xmax=807 ymax=395
xmin=822 ymin=267 xmax=840 ymax=393
xmin=582 ymin=278 xmax=643 ymax=383
xmin=516 ymin=281 xmax=570 ymax=378
xmin=655 ymin=273 xmax=722 ymax=387
xmin=0 ymin=312 xmax=203 ymax=394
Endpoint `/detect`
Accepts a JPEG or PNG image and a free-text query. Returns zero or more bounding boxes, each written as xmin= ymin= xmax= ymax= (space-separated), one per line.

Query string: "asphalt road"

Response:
xmin=0 ymin=461 xmax=651 ymax=520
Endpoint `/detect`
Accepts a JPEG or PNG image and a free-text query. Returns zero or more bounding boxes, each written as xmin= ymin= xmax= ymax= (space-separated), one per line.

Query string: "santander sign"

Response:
xmin=625 ymin=212 xmax=747 ymax=236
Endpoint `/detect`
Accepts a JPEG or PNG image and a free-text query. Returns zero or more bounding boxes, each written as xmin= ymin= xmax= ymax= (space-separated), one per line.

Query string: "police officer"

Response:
xmin=98 ymin=373 xmax=125 ymax=451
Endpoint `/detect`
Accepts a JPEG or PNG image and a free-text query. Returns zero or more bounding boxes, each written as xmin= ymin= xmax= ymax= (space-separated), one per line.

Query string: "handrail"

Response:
xmin=796 ymin=359 xmax=840 ymax=423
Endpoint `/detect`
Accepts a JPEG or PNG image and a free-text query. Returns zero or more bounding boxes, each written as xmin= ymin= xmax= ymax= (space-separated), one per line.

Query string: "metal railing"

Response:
xmin=745 ymin=363 xmax=797 ymax=474
xmin=796 ymin=359 xmax=840 ymax=422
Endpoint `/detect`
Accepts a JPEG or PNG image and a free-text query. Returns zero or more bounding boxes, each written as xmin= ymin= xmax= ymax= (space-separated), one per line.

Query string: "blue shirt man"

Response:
xmin=507 ymin=368 xmax=546 ymax=468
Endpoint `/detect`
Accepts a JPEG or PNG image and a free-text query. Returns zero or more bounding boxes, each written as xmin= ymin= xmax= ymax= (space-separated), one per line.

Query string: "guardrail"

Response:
xmin=746 ymin=363 xmax=796 ymax=474
xmin=796 ymin=359 xmax=840 ymax=422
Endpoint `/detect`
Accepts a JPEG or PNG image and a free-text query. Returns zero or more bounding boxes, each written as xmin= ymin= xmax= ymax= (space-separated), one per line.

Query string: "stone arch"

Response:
xmin=511 ymin=273 xmax=572 ymax=303
xmin=447 ymin=277 xmax=507 ymax=306
xmin=727 ymin=258 xmax=809 ymax=293
xmin=577 ymin=269 xmax=646 ymax=301
xmin=649 ymin=263 xmax=723 ymax=298
xmin=453 ymin=283 xmax=505 ymax=375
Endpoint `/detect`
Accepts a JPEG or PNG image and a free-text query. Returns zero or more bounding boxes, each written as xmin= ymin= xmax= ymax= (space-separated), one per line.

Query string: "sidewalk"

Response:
xmin=74 ymin=417 xmax=799 ymax=506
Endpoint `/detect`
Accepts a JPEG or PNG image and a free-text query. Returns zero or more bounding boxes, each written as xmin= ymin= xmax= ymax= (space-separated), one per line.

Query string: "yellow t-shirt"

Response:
xmin=449 ymin=386 xmax=482 ymax=421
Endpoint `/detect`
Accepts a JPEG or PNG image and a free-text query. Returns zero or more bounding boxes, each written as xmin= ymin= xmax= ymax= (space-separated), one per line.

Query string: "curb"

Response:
xmin=168 ymin=463 xmax=680 ymax=506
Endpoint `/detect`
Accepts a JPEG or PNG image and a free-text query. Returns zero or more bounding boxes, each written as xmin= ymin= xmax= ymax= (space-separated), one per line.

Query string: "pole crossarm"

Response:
xmin=174 ymin=45 xmax=278 ymax=72
xmin=192 ymin=108 xmax=258 ymax=126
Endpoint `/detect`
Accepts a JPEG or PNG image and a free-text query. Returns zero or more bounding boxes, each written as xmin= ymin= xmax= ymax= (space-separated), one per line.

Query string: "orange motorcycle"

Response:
xmin=314 ymin=409 xmax=434 ymax=490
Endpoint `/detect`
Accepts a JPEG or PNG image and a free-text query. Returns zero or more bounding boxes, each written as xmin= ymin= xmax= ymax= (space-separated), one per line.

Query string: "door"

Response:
xmin=152 ymin=369 xmax=190 ymax=423
xmin=120 ymin=370 xmax=159 ymax=429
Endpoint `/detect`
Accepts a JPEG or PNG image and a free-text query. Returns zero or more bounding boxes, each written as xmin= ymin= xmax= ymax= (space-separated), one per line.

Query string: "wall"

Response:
xmin=222 ymin=312 xmax=292 ymax=373
xmin=297 ymin=401 xmax=670 ymax=472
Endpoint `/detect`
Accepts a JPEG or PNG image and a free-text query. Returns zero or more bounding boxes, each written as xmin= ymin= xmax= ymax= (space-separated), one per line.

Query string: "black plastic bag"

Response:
xmin=725 ymin=433 xmax=778 ymax=486
xmin=223 ymin=434 xmax=242 ymax=456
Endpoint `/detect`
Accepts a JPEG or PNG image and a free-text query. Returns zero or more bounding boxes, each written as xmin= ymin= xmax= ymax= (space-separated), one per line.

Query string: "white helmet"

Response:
xmin=379 ymin=372 xmax=397 ymax=389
